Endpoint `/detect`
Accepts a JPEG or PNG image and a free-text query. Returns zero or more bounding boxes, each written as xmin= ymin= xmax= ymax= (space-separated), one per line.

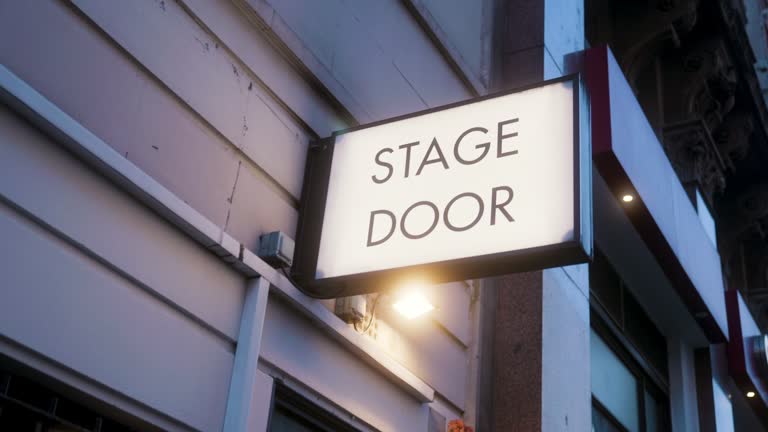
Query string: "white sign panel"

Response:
xmin=293 ymin=76 xmax=588 ymax=297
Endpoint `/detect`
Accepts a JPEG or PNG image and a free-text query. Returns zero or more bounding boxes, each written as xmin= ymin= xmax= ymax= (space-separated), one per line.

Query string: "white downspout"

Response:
xmin=223 ymin=277 xmax=271 ymax=431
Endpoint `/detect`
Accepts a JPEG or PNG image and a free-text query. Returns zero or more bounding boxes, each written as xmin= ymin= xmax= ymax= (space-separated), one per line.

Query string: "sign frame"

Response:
xmin=291 ymin=74 xmax=590 ymax=298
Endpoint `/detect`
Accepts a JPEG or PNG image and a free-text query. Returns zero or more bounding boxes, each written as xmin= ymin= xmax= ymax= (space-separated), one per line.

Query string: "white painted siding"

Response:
xmin=240 ymin=0 xmax=473 ymax=120
xmin=412 ymin=0 xmax=490 ymax=88
xmin=0 ymin=105 xmax=245 ymax=342
xmin=261 ymin=296 xmax=432 ymax=431
xmin=0 ymin=105 xmax=237 ymax=431
xmin=70 ymin=0 xmax=310 ymax=199
xmin=0 ymin=0 xmax=298 ymax=251
xmin=0 ymin=0 xmax=487 ymax=429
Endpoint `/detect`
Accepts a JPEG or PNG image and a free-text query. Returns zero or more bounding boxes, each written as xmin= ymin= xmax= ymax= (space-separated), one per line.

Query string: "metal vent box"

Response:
xmin=258 ymin=231 xmax=295 ymax=268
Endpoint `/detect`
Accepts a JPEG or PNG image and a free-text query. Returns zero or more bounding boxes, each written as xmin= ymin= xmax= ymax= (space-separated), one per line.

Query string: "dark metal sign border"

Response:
xmin=292 ymin=74 xmax=588 ymax=298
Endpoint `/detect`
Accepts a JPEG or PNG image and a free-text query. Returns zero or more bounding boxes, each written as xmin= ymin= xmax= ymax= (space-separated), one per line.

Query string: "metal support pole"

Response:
xmin=223 ymin=276 xmax=271 ymax=431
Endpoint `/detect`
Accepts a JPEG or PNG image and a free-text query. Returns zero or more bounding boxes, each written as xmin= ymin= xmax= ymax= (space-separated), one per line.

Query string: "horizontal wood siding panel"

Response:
xmin=179 ymin=0 xmax=349 ymax=138
xmin=245 ymin=0 xmax=472 ymax=121
xmin=0 ymin=0 xmax=482 ymax=420
xmin=71 ymin=0 xmax=309 ymax=200
xmin=339 ymin=0 xmax=472 ymax=107
xmin=410 ymin=0 xmax=487 ymax=87
xmin=0 ymin=104 xmax=246 ymax=341
xmin=0 ymin=0 xmax=297 ymax=250
xmin=376 ymin=299 xmax=469 ymax=410
xmin=244 ymin=0 xmax=477 ymax=351
xmin=426 ymin=281 xmax=472 ymax=347
xmin=0 ymin=201 xmax=233 ymax=432
xmin=260 ymin=296 xmax=430 ymax=432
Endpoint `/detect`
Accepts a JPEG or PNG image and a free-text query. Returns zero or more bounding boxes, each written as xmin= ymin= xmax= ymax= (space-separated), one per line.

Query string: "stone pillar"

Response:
xmin=479 ymin=1 xmax=591 ymax=431
xmin=494 ymin=0 xmax=585 ymax=88
xmin=486 ymin=267 xmax=590 ymax=431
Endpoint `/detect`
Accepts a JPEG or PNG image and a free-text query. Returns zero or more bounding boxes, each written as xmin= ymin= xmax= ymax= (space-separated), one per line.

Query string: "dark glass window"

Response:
xmin=591 ymin=320 xmax=671 ymax=432
xmin=271 ymin=406 xmax=320 ymax=432
xmin=593 ymin=399 xmax=628 ymax=432
xmin=644 ymin=390 xmax=660 ymax=432
xmin=590 ymin=249 xmax=623 ymax=326
xmin=268 ymin=384 xmax=358 ymax=432
xmin=0 ymin=365 xmax=134 ymax=432
xmin=624 ymin=293 xmax=668 ymax=378
xmin=589 ymin=248 xmax=668 ymax=377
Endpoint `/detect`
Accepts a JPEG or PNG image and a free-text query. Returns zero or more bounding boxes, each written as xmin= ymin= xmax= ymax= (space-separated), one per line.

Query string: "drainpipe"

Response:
xmin=223 ymin=277 xmax=271 ymax=431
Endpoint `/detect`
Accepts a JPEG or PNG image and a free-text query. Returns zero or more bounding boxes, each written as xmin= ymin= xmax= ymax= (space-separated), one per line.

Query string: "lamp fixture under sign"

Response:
xmin=393 ymin=287 xmax=434 ymax=320
xmin=748 ymin=391 xmax=756 ymax=398
xmin=621 ymin=194 xmax=634 ymax=203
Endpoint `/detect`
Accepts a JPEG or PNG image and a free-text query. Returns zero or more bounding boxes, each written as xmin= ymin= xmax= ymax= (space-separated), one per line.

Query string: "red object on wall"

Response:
xmin=447 ymin=419 xmax=474 ymax=432
xmin=725 ymin=289 xmax=768 ymax=424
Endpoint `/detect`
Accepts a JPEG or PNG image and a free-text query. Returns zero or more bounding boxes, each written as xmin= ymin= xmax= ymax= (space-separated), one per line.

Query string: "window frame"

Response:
xmin=589 ymin=249 xmax=669 ymax=390
xmin=593 ymin=395 xmax=631 ymax=432
xmin=267 ymin=382 xmax=359 ymax=432
xmin=592 ymin=311 xmax=671 ymax=432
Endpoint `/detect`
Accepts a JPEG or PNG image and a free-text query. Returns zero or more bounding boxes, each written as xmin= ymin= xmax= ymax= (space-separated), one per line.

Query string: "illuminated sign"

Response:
xmin=292 ymin=75 xmax=591 ymax=298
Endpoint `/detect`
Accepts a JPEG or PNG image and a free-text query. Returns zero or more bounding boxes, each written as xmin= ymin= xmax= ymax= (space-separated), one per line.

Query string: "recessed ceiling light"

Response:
xmin=747 ymin=391 xmax=756 ymax=398
xmin=622 ymin=194 xmax=634 ymax=203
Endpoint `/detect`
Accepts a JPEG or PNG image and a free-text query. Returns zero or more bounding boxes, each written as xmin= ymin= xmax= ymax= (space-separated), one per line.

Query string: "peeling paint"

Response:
xmin=231 ymin=63 xmax=242 ymax=94
xmin=223 ymin=161 xmax=243 ymax=231
xmin=194 ymin=36 xmax=210 ymax=52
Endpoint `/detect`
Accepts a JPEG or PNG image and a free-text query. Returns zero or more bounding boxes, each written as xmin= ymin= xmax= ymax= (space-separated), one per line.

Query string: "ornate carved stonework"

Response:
xmin=657 ymin=0 xmax=675 ymax=13
xmin=714 ymin=112 xmax=754 ymax=169
xmin=605 ymin=0 xmax=700 ymax=86
xmin=721 ymin=184 xmax=768 ymax=244
xmin=588 ymin=0 xmax=768 ymax=328
xmin=659 ymin=38 xmax=748 ymax=210
xmin=738 ymin=238 xmax=768 ymax=309
xmin=663 ymin=119 xmax=727 ymax=204
xmin=664 ymin=39 xmax=738 ymax=130
xmin=719 ymin=185 xmax=768 ymax=293
xmin=735 ymin=186 xmax=768 ymax=232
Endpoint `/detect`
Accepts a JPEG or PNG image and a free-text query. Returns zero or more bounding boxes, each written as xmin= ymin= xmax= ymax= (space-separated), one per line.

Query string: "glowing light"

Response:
xmin=393 ymin=289 xmax=434 ymax=320
xmin=747 ymin=391 xmax=756 ymax=398
xmin=622 ymin=194 xmax=634 ymax=203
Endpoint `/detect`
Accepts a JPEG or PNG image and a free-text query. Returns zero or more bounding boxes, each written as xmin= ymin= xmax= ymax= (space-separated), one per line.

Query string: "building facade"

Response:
xmin=0 ymin=1 xmax=767 ymax=431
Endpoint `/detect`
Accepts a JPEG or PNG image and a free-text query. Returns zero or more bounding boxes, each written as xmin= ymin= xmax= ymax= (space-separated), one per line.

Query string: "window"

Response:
xmin=591 ymin=326 xmax=671 ymax=432
xmin=644 ymin=384 xmax=669 ymax=432
xmin=593 ymin=400 xmax=628 ymax=432
xmin=590 ymin=249 xmax=672 ymax=432
xmin=268 ymin=384 xmax=358 ymax=432
xmin=591 ymin=328 xmax=640 ymax=431
xmin=590 ymin=249 xmax=668 ymax=377
xmin=0 ymin=364 xmax=134 ymax=432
